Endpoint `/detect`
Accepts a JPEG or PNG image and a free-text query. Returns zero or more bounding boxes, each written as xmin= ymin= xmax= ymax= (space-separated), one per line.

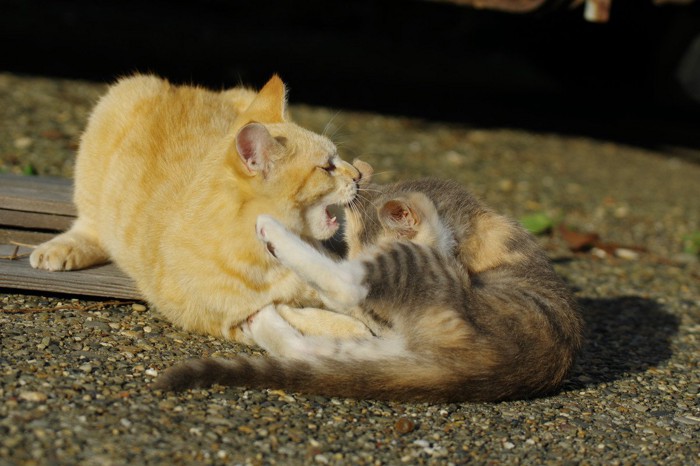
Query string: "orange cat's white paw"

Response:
xmin=30 ymin=233 xmax=108 ymax=271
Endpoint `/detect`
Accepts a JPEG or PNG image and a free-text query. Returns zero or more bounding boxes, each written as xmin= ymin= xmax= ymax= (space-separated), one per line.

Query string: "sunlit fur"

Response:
xmin=29 ymin=74 xmax=369 ymax=341
xmin=157 ymin=164 xmax=584 ymax=402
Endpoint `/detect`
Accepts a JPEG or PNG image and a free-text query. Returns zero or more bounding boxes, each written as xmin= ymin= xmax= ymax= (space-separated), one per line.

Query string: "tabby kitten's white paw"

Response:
xmin=244 ymin=304 xmax=308 ymax=357
xmin=255 ymin=214 xmax=308 ymax=267
xmin=255 ymin=214 xmax=284 ymax=258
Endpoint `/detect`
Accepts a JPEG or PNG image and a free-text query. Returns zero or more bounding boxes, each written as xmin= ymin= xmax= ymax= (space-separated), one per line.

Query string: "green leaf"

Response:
xmin=22 ymin=163 xmax=37 ymax=176
xmin=520 ymin=212 xmax=554 ymax=235
xmin=683 ymin=231 xmax=700 ymax=255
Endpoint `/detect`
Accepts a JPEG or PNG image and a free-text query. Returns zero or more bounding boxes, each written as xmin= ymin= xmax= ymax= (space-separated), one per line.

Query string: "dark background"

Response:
xmin=3 ymin=0 xmax=700 ymax=154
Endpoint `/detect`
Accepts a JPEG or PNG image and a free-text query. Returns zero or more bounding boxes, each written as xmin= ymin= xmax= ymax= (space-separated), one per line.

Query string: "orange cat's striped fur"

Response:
xmin=30 ymin=74 xmax=372 ymax=342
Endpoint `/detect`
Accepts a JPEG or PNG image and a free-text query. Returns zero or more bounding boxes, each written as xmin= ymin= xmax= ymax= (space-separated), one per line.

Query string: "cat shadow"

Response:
xmin=565 ymin=295 xmax=679 ymax=389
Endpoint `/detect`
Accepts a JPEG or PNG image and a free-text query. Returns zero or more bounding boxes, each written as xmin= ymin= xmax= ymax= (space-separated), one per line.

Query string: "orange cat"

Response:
xmin=30 ymin=74 xmax=371 ymax=342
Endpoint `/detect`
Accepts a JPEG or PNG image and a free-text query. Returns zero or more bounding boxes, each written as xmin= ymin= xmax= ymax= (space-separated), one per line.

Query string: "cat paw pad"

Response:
xmin=30 ymin=243 xmax=78 ymax=271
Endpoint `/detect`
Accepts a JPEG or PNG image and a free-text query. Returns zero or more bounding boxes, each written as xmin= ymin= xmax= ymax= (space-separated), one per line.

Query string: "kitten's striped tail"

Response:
xmin=154 ymin=353 xmax=519 ymax=403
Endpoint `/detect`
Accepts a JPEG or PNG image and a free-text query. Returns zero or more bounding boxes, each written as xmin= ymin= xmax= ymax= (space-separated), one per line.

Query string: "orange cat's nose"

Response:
xmin=353 ymin=168 xmax=362 ymax=183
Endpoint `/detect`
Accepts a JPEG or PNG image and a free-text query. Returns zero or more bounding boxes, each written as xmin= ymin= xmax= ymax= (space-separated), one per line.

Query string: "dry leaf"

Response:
xmin=558 ymin=225 xmax=599 ymax=251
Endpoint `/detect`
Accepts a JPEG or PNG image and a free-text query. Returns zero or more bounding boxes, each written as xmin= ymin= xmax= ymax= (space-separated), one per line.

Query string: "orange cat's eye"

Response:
xmin=321 ymin=161 xmax=336 ymax=173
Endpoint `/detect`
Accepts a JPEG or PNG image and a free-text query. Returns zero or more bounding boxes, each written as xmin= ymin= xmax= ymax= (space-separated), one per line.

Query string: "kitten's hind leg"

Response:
xmin=242 ymin=305 xmax=316 ymax=358
xmin=245 ymin=305 xmax=395 ymax=362
xmin=276 ymin=304 xmax=373 ymax=339
xmin=30 ymin=222 xmax=109 ymax=271
xmin=256 ymin=215 xmax=367 ymax=310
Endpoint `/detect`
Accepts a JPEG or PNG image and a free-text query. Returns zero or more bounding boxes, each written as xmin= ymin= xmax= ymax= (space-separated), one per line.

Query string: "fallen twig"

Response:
xmin=0 ymin=245 xmax=31 ymax=261
xmin=10 ymin=240 xmax=37 ymax=248
xmin=0 ymin=241 xmax=36 ymax=260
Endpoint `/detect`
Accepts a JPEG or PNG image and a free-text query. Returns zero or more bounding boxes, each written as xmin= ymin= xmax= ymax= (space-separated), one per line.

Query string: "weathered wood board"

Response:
xmin=0 ymin=245 xmax=141 ymax=299
xmin=0 ymin=174 xmax=76 ymax=216
xmin=0 ymin=174 xmax=142 ymax=300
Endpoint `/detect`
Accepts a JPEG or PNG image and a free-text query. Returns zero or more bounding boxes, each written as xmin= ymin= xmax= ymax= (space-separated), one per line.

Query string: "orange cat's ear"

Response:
xmin=235 ymin=122 xmax=281 ymax=176
xmin=240 ymin=75 xmax=287 ymax=123
xmin=379 ymin=198 xmax=421 ymax=239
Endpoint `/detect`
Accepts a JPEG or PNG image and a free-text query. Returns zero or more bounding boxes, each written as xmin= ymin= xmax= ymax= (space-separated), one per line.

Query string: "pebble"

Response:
xmin=394 ymin=417 xmax=416 ymax=434
xmin=615 ymin=248 xmax=640 ymax=260
xmin=18 ymin=391 xmax=47 ymax=403
xmin=83 ymin=320 xmax=112 ymax=331
xmin=131 ymin=303 xmax=147 ymax=312
xmin=13 ymin=136 xmax=33 ymax=149
xmin=674 ymin=416 xmax=700 ymax=425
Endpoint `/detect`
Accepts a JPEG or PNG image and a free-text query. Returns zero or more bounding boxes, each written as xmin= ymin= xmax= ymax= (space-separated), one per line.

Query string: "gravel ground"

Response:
xmin=1 ymin=73 xmax=699 ymax=465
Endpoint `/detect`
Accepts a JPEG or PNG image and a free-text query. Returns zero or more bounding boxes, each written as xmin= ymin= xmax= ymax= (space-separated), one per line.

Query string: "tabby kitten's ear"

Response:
xmin=240 ymin=75 xmax=287 ymax=123
xmin=235 ymin=122 xmax=282 ymax=177
xmin=379 ymin=197 xmax=421 ymax=239
xmin=352 ymin=159 xmax=374 ymax=185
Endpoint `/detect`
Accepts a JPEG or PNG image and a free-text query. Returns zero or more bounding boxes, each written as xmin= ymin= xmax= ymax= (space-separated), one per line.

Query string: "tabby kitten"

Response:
xmin=30 ymin=74 xmax=371 ymax=342
xmin=156 ymin=163 xmax=584 ymax=402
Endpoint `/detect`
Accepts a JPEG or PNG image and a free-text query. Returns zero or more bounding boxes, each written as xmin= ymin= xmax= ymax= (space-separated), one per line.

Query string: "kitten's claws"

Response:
xmin=257 ymin=225 xmax=277 ymax=257
xmin=255 ymin=215 xmax=271 ymax=242
xmin=256 ymin=215 xmax=283 ymax=258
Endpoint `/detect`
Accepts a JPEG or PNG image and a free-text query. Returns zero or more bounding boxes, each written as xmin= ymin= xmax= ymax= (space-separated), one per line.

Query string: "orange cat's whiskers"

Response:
xmin=322 ymin=111 xmax=343 ymax=139
xmin=357 ymin=186 xmax=383 ymax=195
xmin=347 ymin=198 xmax=367 ymax=226
xmin=353 ymin=193 xmax=382 ymax=232
xmin=364 ymin=170 xmax=395 ymax=180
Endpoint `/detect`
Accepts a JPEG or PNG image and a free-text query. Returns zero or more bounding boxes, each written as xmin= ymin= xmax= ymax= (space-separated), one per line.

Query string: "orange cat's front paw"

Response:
xmin=30 ymin=232 xmax=108 ymax=271
xmin=31 ymin=242 xmax=87 ymax=271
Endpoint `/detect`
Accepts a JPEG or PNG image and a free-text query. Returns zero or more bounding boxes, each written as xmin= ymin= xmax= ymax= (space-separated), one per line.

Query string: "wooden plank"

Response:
xmin=0 ymin=174 xmax=76 ymax=216
xmin=0 ymin=209 xmax=74 ymax=231
xmin=0 ymin=175 xmax=141 ymax=300
xmin=0 ymin=228 xmax=57 ymax=245
xmin=0 ymin=245 xmax=142 ymax=300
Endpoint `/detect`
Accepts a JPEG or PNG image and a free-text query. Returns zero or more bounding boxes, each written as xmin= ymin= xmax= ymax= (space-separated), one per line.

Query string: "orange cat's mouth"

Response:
xmin=325 ymin=207 xmax=339 ymax=230
xmin=305 ymin=202 xmax=341 ymax=240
